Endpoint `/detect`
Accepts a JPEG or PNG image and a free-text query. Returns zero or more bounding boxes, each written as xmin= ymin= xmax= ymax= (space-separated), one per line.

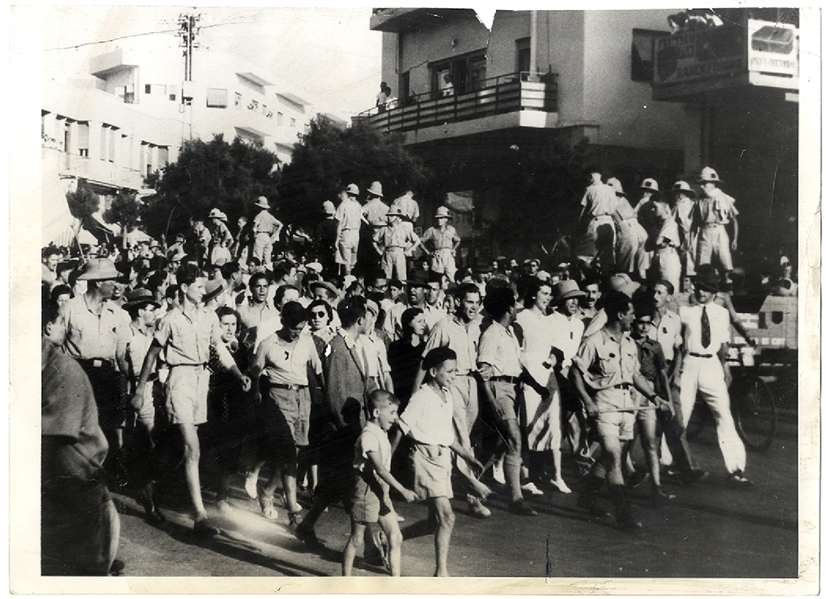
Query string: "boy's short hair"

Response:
xmin=165 ymin=284 xmax=180 ymax=300
xmin=215 ymin=306 xmax=239 ymax=323
xmin=366 ymin=389 xmax=399 ymax=414
xmin=422 ymin=346 xmax=457 ymax=372
xmin=274 ymin=284 xmax=299 ymax=308
xmin=337 ymin=296 xmax=367 ymax=329
xmin=42 ymin=299 xmax=61 ymax=333
xmin=281 ymin=301 xmax=309 ymax=328
xmin=176 ymin=263 xmax=201 ymax=286
xmin=653 ymin=279 xmax=675 ymax=296
xmin=483 ymin=286 xmax=516 ymax=319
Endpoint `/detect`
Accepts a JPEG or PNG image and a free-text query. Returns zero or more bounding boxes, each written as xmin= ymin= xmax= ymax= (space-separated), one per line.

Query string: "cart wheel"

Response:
xmin=732 ymin=374 xmax=777 ymax=452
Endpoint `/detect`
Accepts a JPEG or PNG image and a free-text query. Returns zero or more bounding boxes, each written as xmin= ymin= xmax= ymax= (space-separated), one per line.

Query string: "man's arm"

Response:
xmin=719 ymin=342 xmax=732 ymax=388
xmin=569 ymin=364 xmax=598 ymax=417
xmin=133 ymin=341 xmax=163 ymax=403
xmin=366 ymin=450 xmax=417 ymax=502
xmin=449 ymin=438 xmax=483 ymax=472
xmin=730 ymin=213 xmax=739 ymax=252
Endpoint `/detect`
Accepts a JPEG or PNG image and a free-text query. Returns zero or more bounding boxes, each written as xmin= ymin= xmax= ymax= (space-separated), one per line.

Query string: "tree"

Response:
xmin=65 ymin=181 xmax=100 ymax=221
xmin=278 ymin=116 xmax=431 ymax=230
xmin=103 ymin=189 xmax=140 ymax=247
xmin=140 ymin=134 xmax=281 ymax=240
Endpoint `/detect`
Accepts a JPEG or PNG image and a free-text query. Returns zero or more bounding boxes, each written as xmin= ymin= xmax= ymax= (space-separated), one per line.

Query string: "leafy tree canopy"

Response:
xmin=140 ymin=134 xmax=281 ymax=240
xmin=65 ymin=181 xmax=100 ymax=220
xmin=103 ymin=189 xmax=140 ymax=233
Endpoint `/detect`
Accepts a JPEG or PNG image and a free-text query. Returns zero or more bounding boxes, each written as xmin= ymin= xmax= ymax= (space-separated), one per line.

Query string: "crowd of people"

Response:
xmin=41 ymin=166 xmax=792 ymax=577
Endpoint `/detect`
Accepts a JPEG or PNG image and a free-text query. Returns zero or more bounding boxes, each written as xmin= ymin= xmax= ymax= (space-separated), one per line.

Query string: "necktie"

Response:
xmin=701 ymin=306 xmax=711 ymax=349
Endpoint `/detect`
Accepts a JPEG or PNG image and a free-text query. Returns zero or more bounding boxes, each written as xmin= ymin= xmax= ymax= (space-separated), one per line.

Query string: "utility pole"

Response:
xmin=177 ymin=13 xmax=200 ymax=140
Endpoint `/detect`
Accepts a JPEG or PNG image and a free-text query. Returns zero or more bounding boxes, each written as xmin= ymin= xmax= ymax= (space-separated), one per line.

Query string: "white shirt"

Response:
xmin=399 ymin=384 xmax=455 ymax=446
xmin=680 ymin=302 xmax=730 ymax=355
xmin=546 ymin=310 xmax=585 ymax=376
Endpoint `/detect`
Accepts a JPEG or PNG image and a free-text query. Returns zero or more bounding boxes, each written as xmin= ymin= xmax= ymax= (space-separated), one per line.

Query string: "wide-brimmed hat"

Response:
xmin=123 ymin=288 xmax=160 ymax=310
xmin=366 ymin=181 xmax=383 ymax=197
xmin=322 ymin=200 xmax=336 ymax=215
xmin=608 ymin=274 xmax=640 ymax=298
xmin=606 ymin=177 xmax=626 ymax=197
xmin=694 ymin=264 xmax=721 ymax=293
xmin=208 ymin=208 xmax=227 ymax=221
xmin=434 ymin=206 xmax=453 ymax=220
xmin=386 ymin=207 xmax=408 ymax=219
xmin=305 ymin=261 xmax=323 ymax=274
xmin=698 ymin=166 xmax=724 ymax=184
xmin=202 ymin=280 xmax=225 ymax=304
xmin=76 ymin=258 xmax=119 ymax=281
xmin=255 ymin=196 xmax=270 ymax=209
xmin=552 ymin=280 xmax=587 ymax=304
xmin=365 ymin=299 xmax=379 ymax=315
xmin=310 ymin=280 xmax=339 ymax=299
xmin=407 ymin=269 xmax=429 ymax=287
xmin=640 ymin=178 xmax=660 ymax=192
xmin=670 ymin=180 xmax=697 ymax=198
xmin=345 ymin=183 xmax=359 ymax=196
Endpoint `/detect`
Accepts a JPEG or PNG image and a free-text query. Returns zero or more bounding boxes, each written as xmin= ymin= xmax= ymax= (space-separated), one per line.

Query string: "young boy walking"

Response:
xmin=396 ymin=347 xmax=483 ymax=577
xmin=343 ymin=390 xmax=417 ymax=576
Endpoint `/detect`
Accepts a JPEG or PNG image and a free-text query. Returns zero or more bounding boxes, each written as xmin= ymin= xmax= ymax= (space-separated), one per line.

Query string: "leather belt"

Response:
xmin=169 ymin=363 xmax=207 ymax=368
xmin=270 ymin=383 xmax=308 ymax=391
xmin=79 ymin=358 xmax=112 ymax=368
xmin=612 ymin=383 xmax=632 ymax=390
xmin=689 ymin=352 xmax=714 ymax=358
xmin=491 ymin=375 xmax=521 ymax=385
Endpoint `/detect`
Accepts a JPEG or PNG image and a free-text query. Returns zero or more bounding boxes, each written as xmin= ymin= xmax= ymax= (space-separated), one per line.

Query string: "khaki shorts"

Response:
xmin=488 ymin=380 xmax=519 ymax=422
xmin=410 ymin=442 xmax=453 ymax=500
xmin=165 ymin=365 xmax=209 ymax=425
xmin=335 ymin=229 xmax=359 ymax=266
xmin=266 ymin=386 xmax=311 ymax=447
xmin=594 ymin=387 xmax=636 ymax=441
xmin=350 ymin=474 xmax=392 ymax=523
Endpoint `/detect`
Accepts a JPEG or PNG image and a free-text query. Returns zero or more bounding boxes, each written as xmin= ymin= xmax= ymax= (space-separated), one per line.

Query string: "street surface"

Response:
xmin=112 ymin=418 xmax=798 ymax=579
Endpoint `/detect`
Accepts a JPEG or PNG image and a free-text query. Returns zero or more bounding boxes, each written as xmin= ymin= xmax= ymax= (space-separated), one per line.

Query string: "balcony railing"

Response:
xmin=357 ymin=71 xmax=558 ymax=134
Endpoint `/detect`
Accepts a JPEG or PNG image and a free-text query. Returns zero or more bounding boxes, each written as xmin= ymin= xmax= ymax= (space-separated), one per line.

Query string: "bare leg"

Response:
xmin=379 ymin=511 xmax=404 ymax=576
xmin=179 ymin=423 xmax=207 ymax=519
xmin=432 ymin=497 xmax=455 ymax=577
xmin=342 ymin=521 xmax=366 ymax=576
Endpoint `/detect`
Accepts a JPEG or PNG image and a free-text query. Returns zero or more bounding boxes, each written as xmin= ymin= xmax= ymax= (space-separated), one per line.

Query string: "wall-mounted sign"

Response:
xmin=748 ymin=19 xmax=798 ymax=79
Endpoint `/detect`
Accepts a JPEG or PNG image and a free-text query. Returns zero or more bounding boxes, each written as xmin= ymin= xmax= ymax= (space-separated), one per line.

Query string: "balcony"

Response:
xmin=357 ymin=72 xmax=558 ymax=135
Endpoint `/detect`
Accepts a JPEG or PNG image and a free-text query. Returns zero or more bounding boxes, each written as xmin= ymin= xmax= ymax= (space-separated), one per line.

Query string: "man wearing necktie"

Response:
xmin=676 ymin=264 xmax=752 ymax=487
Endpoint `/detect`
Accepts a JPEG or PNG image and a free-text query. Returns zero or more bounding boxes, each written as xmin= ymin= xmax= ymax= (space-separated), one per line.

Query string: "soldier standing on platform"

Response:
xmin=421 ymin=206 xmax=461 ymax=282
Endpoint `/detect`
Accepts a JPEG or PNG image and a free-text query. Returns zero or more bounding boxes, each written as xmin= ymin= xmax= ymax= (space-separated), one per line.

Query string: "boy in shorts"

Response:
xmin=343 ymin=390 xmax=417 ymax=576
xmin=397 ymin=347 xmax=483 ymax=577
xmin=134 ymin=264 xmax=251 ymax=535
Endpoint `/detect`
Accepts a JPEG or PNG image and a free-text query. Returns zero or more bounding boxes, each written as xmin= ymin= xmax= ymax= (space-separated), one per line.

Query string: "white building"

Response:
xmin=42 ymin=34 xmax=313 ymax=246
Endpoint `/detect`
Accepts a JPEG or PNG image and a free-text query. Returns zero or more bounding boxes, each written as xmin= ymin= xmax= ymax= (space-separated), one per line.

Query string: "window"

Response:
xmin=400 ymin=71 xmax=411 ymax=101
xmin=632 ymin=29 xmax=668 ymax=82
xmin=124 ymin=85 xmax=135 ymax=104
xmin=469 ymin=55 xmax=487 ymax=90
xmin=206 ymin=88 xmax=228 ymax=108
xmin=99 ymin=125 xmax=107 ymax=161
xmin=235 ymin=92 xmax=242 ymax=107
xmin=516 ymin=37 xmax=531 ymax=74
xmin=77 ymin=122 xmax=89 ymax=158
xmin=145 ymin=84 xmax=151 ymax=94
xmin=158 ymin=146 xmax=169 ymax=167
xmin=430 ymin=50 xmax=485 ymax=97
xmin=168 ymin=85 xmax=177 ymax=102
xmin=108 ymin=127 xmax=117 ymax=162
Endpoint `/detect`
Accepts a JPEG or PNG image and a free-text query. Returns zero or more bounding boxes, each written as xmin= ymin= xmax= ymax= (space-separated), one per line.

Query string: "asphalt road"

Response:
xmin=111 ymin=418 xmax=798 ymax=580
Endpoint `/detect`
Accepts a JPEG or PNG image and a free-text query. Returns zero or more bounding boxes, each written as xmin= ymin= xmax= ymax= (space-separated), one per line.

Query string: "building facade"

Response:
xmin=42 ymin=35 xmax=313 ymax=246
xmin=365 ymin=8 xmax=799 ymax=266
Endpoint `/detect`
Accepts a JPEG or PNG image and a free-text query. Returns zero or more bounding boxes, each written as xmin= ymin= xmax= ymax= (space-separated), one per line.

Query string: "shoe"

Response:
xmin=109 ymin=559 xmax=125 ymax=576
xmin=508 ymin=500 xmax=537 ymax=516
xmin=293 ymin=523 xmax=323 ymax=548
xmin=549 ymin=479 xmax=572 ymax=494
xmin=244 ymin=473 xmax=258 ymax=499
xmin=288 ymin=510 xmax=304 ymax=527
xmin=625 ymin=471 xmax=649 ymax=489
xmin=681 ymin=468 xmax=708 ymax=486
xmin=521 ymin=481 xmax=544 ymax=496
xmin=193 ymin=517 xmax=220 ymax=537
xmin=137 ymin=482 xmax=166 ymax=524
xmin=259 ymin=494 xmax=278 ymax=520
xmin=216 ymin=499 xmax=232 ymax=513
xmin=468 ymin=496 xmax=492 ymax=519
xmin=651 ymin=488 xmax=675 ymax=508
xmin=727 ymin=471 xmax=754 ymax=488
xmin=395 ymin=513 xmax=406 ymax=522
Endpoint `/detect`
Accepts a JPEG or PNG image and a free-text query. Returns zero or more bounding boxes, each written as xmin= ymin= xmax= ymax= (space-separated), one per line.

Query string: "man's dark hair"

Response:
xmin=220 ymin=261 xmax=241 ymax=280
xmin=483 ymin=286 xmax=516 ymax=319
xmin=281 ymin=301 xmax=309 ymax=328
xmin=50 ymin=284 xmax=72 ymax=302
xmin=175 ymin=263 xmax=201 ymax=286
xmin=337 ymin=295 xmax=367 ymax=329
xmin=455 ymin=283 xmax=480 ymax=301
xmin=603 ymin=290 xmax=633 ymax=322
xmin=215 ymin=305 xmax=240 ymax=323
xmin=653 ymin=279 xmax=675 ymax=296
xmin=249 ymin=272 xmax=270 ymax=289
xmin=42 ymin=299 xmax=61 ymax=333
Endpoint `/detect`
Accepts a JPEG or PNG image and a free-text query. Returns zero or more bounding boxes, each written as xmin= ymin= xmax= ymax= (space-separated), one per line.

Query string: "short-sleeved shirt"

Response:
xmin=696 ymin=188 xmax=738 ymax=226
xmin=253 ymin=331 xmax=321 ymax=386
xmin=359 ymin=332 xmax=391 ymax=380
xmin=424 ymin=315 xmax=480 ymax=375
xmin=674 ymin=197 xmax=695 ymax=240
xmin=422 ymin=303 xmax=447 ymax=332
xmin=635 ymin=336 xmax=667 ymax=394
xmin=391 ymin=194 xmax=420 ymax=223
xmin=253 ymin=210 xmax=281 ymax=235
xmin=477 ymin=321 xmax=522 ymax=378
xmin=573 ymin=327 xmax=639 ymax=392
xmin=62 ymin=295 xmax=129 ymax=362
xmin=581 ymin=183 xmax=618 ymax=217
xmin=375 ymin=221 xmax=419 ymax=250
xmin=362 ymin=199 xmax=389 ymax=228
xmin=613 ymin=196 xmax=637 ymax=222
xmin=649 ymin=309 xmax=682 ymax=363
xmin=127 ymin=323 xmax=154 ymax=380
xmin=652 ymin=202 xmax=680 ymax=247
xmin=680 ymin=302 xmax=730 ymax=354
xmin=399 ymin=384 xmax=455 ymax=446
xmin=354 ymin=420 xmax=391 ymax=472
xmin=336 ymin=198 xmax=363 ymax=231
xmin=421 ymin=226 xmax=459 ymax=251
xmin=211 ymin=220 xmax=233 ymax=245
xmin=546 ymin=310 xmax=585 ymax=376
xmin=154 ymin=306 xmax=226 ymax=366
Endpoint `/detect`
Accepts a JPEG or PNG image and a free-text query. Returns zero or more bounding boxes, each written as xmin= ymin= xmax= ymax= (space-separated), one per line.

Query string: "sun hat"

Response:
xmin=322 ymin=200 xmax=336 ymax=215
xmin=202 ymin=279 xmax=225 ymax=304
xmin=345 ymin=183 xmax=359 ymax=196
xmin=640 ymin=178 xmax=660 ymax=192
xmin=698 ymin=167 xmax=724 ymax=184
xmin=434 ymin=206 xmax=453 ymax=220
xmin=552 ymin=280 xmax=587 ymax=304
xmin=255 ymin=196 xmax=270 ymax=209
xmin=123 ymin=288 xmax=160 ymax=310
xmin=208 ymin=208 xmax=227 ymax=221
xmin=694 ymin=264 xmax=721 ymax=293
xmin=76 ymin=258 xmax=119 ymax=281
xmin=310 ymin=280 xmax=339 ymax=299
xmin=366 ymin=181 xmax=383 ymax=197
xmin=670 ymin=180 xmax=697 ymax=198
xmin=606 ymin=177 xmax=626 ymax=197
